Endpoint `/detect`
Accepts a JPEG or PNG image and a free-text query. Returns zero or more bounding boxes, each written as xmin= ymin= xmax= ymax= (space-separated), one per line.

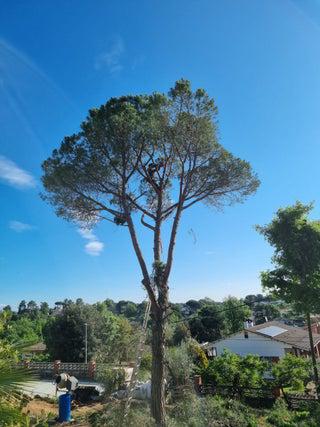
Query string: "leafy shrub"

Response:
xmin=88 ymin=401 xmax=155 ymax=427
xmin=169 ymin=392 xmax=259 ymax=427
xmin=166 ymin=342 xmax=195 ymax=388
xmin=96 ymin=366 xmax=125 ymax=397
xmin=168 ymin=391 xmax=201 ymax=426
xmin=188 ymin=339 xmax=208 ymax=369
xmin=272 ymin=354 xmax=311 ymax=392
xmin=200 ymin=350 xmax=268 ymax=394
xmin=140 ymin=352 xmax=152 ymax=371
xmin=0 ymin=404 xmax=27 ymax=426
xmin=86 ymin=392 xmax=320 ymax=427
xmin=265 ymin=399 xmax=313 ymax=427
xmin=171 ymin=322 xmax=191 ymax=346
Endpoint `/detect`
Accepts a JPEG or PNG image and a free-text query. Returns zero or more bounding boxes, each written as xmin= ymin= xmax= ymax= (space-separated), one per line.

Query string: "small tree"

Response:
xmin=257 ymin=202 xmax=320 ymax=385
xmin=253 ymin=302 xmax=281 ymax=325
xmin=166 ymin=342 xmax=195 ymax=389
xmin=171 ymin=322 xmax=191 ymax=346
xmin=189 ymin=303 xmax=226 ymax=342
xmin=41 ymin=80 xmax=259 ymax=425
xmin=272 ymin=353 xmax=311 ymax=394
xmin=223 ymin=297 xmax=251 ymax=334
xmin=201 ymin=350 xmax=267 ymax=396
xmin=43 ymin=302 xmax=120 ymax=362
xmin=17 ymin=300 xmax=26 ymax=316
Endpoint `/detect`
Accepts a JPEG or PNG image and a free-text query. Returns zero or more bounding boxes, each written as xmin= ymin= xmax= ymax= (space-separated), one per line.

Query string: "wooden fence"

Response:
xmin=193 ymin=377 xmax=319 ymax=410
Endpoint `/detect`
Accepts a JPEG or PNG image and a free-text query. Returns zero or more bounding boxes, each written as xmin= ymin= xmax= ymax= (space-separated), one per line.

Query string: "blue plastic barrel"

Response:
xmin=59 ymin=393 xmax=72 ymax=422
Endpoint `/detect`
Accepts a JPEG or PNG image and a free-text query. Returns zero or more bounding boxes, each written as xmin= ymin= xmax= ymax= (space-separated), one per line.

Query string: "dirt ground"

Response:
xmin=23 ymin=399 xmax=58 ymax=417
xmin=23 ymin=397 xmax=104 ymax=418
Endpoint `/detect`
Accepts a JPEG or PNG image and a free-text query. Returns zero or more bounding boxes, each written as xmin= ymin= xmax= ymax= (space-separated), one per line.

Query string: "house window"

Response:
xmin=207 ymin=347 xmax=217 ymax=357
xmin=244 ymin=331 xmax=249 ymax=339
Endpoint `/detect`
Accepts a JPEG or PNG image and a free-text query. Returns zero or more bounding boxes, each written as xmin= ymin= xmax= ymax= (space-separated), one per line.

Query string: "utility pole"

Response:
xmin=84 ymin=322 xmax=88 ymax=364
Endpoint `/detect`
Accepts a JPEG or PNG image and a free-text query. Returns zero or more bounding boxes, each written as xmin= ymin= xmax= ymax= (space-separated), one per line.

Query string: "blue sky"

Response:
xmin=1 ymin=0 xmax=320 ymax=308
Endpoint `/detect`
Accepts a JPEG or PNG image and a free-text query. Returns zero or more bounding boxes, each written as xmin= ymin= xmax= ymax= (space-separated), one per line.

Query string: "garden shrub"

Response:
xmin=271 ymin=354 xmax=311 ymax=393
xmin=265 ymin=399 xmax=312 ymax=427
xmin=169 ymin=392 xmax=259 ymax=427
xmin=188 ymin=339 xmax=208 ymax=369
xmin=0 ymin=404 xmax=27 ymax=426
xmin=86 ymin=387 xmax=320 ymax=427
xmin=96 ymin=366 xmax=126 ymax=397
xmin=140 ymin=352 xmax=152 ymax=371
xmin=88 ymin=401 xmax=155 ymax=427
xmin=166 ymin=342 xmax=195 ymax=388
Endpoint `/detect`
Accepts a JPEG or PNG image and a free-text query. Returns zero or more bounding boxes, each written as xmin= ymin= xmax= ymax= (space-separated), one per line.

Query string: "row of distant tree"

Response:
xmin=0 ymin=293 xmax=289 ymax=363
xmin=4 ymin=292 xmax=282 ymax=324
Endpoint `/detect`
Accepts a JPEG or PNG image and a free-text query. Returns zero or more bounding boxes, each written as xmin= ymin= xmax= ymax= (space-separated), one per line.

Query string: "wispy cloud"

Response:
xmin=204 ymin=250 xmax=215 ymax=256
xmin=0 ymin=155 xmax=36 ymax=188
xmin=9 ymin=220 xmax=35 ymax=232
xmin=0 ymin=38 xmax=76 ymax=112
xmin=131 ymin=54 xmax=145 ymax=71
xmin=95 ymin=37 xmax=124 ymax=73
xmin=85 ymin=240 xmax=104 ymax=256
xmin=78 ymin=228 xmax=96 ymax=240
xmin=78 ymin=228 xmax=104 ymax=256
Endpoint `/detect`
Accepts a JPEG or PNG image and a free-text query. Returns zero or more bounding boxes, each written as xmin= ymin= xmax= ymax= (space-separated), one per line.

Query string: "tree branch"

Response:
xmin=125 ymin=194 xmax=156 ymax=220
xmin=125 ymin=212 xmax=158 ymax=308
xmin=164 ymin=162 xmax=185 ymax=281
xmin=141 ymin=214 xmax=155 ymax=231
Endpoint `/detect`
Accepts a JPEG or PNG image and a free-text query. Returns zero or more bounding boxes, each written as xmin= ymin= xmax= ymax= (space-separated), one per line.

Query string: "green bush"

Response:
xmin=169 ymin=393 xmax=259 ymax=427
xmin=200 ymin=350 xmax=268 ymax=395
xmin=188 ymin=339 xmax=208 ymax=369
xmin=88 ymin=401 xmax=154 ymax=427
xmin=265 ymin=399 xmax=313 ymax=427
xmin=0 ymin=404 xmax=27 ymax=426
xmin=86 ymin=389 xmax=320 ymax=427
xmin=271 ymin=354 xmax=311 ymax=392
xmin=140 ymin=352 xmax=152 ymax=371
xmin=166 ymin=342 xmax=195 ymax=388
xmin=96 ymin=366 xmax=125 ymax=397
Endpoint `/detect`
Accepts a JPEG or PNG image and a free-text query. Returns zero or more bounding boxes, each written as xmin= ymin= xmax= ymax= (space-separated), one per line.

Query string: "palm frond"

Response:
xmin=11 ymin=338 xmax=41 ymax=351
xmin=0 ymin=363 xmax=35 ymax=400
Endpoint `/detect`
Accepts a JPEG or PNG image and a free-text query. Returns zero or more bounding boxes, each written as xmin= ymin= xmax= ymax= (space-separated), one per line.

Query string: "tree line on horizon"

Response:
xmin=0 ymin=293 xmax=288 ymax=364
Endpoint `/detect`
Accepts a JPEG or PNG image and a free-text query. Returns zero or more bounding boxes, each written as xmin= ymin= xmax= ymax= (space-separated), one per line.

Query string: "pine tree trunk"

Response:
xmin=151 ymin=307 xmax=166 ymax=426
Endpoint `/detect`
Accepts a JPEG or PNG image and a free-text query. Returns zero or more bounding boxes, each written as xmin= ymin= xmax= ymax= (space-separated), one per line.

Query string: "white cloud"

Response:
xmin=77 ymin=228 xmax=96 ymax=240
xmin=0 ymin=155 xmax=36 ymax=188
xmin=95 ymin=37 xmax=124 ymax=73
xmin=85 ymin=240 xmax=104 ymax=256
xmin=9 ymin=220 xmax=34 ymax=232
xmin=78 ymin=227 xmax=104 ymax=256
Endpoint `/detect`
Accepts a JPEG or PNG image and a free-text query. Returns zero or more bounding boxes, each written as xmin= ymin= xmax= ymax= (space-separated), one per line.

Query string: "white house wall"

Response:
xmin=214 ymin=332 xmax=292 ymax=358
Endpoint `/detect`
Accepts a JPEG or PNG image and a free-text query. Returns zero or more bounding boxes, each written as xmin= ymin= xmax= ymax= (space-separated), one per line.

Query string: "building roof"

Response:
xmin=246 ymin=321 xmax=320 ymax=352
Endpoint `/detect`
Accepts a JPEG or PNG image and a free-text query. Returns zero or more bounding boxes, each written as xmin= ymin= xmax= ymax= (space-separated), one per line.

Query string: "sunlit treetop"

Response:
xmin=257 ymin=202 xmax=320 ymax=313
xmin=41 ymin=79 xmax=259 ymax=229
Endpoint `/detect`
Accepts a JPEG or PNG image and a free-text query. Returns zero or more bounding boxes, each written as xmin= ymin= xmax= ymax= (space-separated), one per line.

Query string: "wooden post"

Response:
xmin=272 ymin=387 xmax=281 ymax=398
xmin=88 ymin=360 xmax=96 ymax=379
xmin=54 ymin=360 xmax=61 ymax=375
xmin=194 ymin=375 xmax=202 ymax=393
